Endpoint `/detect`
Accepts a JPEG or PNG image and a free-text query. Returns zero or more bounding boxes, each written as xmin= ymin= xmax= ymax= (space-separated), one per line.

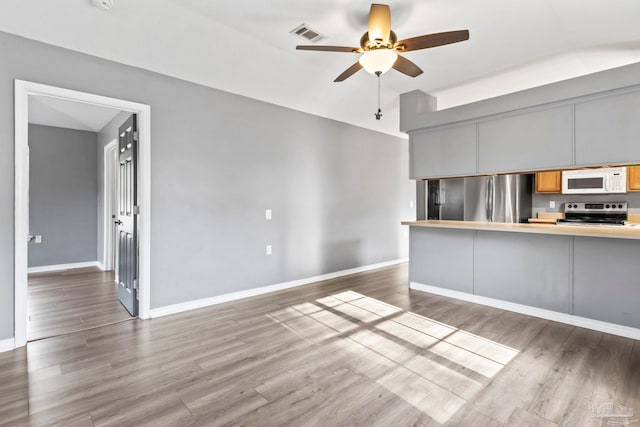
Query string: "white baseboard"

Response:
xmin=0 ymin=338 xmax=15 ymax=353
xmin=151 ymin=258 xmax=408 ymax=318
xmin=410 ymin=282 xmax=640 ymax=341
xmin=28 ymin=261 xmax=102 ymax=274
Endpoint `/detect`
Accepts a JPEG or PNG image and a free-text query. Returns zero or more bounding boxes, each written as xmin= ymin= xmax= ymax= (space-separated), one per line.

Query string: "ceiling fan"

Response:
xmin=296 ymin=3 xmax=469 ymax=82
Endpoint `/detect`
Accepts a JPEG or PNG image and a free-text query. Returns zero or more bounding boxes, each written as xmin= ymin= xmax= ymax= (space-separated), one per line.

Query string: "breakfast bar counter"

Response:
xmin=403 ymin=220 xmax=640 ymax=337
xmin=401 ymin=219 xmax=640 ymax=240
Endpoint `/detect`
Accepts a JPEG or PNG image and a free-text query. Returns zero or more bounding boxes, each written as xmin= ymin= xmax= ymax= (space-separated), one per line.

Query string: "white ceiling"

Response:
xmin=4 ymin=0 xmax=640 ymax=137
xmin=29 ymin=95 xmax=121 ymax=132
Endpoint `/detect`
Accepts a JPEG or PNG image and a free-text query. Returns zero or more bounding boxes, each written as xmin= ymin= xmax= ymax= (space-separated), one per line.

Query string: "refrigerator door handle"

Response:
xmin=489 ymin=176 xmax=497 ymax=222
xmin=491 ymin=176 xmax=497 ymax=221
xmin=485 ymin=178 xmax=491 ymax=221
xmin=486 ymin=176 xmax=495 ymax=221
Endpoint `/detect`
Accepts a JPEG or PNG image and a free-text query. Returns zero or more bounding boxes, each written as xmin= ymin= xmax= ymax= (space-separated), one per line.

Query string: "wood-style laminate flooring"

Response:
xmin=28 ymin=268 xmax=133 ymax=341
xmin=2 ymin=263 xmax=638 ymax=426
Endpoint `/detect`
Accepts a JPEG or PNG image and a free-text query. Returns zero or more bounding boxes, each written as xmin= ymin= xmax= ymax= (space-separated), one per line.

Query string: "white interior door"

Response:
xmin=116 ymin=114 xmax=138 ymax=317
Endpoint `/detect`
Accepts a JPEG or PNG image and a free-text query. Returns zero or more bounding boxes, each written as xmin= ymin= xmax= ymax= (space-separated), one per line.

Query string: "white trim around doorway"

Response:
xmin=14 ymin=80 xmax=152 ymax=349
xmin=103 ymin=139 xmax=118 ymax=273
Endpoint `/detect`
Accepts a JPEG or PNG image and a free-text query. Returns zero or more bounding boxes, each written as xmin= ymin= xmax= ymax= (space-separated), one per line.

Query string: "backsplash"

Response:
xmin=532 ymin=192 xmax=640 ymax=217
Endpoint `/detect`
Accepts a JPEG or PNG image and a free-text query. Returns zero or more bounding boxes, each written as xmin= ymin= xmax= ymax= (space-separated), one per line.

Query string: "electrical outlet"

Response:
xmin=266 ymin=245 xmax=272 ymax=255
xmin=550 ymin=201 xmax=556 ymax=209
xmin=35 ymin=235 xmax=42 ymax=244
xmin=265 ymin=209 xmax=272 ymax=220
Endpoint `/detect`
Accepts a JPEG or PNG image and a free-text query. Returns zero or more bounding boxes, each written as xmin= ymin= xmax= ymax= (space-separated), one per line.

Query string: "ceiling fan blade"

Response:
xmin=368 ymin=4 xmax=391 ymax=45
xmin=296 ymin=45 xmax=360 ymax=53
xmin=396 ymin=30 xmax=469 ymax=52
xmin=393 ymin=55 xmax=423 ymax=77
xmin=334 ymin=62 xmax=363 ymax=82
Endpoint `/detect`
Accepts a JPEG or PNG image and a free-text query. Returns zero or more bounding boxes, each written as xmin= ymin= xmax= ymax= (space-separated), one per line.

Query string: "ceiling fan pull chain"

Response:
xmin=375 ymin=71 xmax=383 ymax=120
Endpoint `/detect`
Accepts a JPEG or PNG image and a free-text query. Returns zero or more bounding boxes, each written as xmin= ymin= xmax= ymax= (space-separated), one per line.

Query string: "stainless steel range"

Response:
xmin=557 ymin=202 xmax=628 ymax=226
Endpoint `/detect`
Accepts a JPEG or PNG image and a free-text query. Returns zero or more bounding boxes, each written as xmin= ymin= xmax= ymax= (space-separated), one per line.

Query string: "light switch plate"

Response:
xmin=265 ymin=209 xmax=272 ymax=220
xmin=409 ymin=200 xmax=414 ymax=208
xmin=35 ymin=235 xmax=42 ymax=244
xmin=266 ymin=245 xmax=272 ymax=255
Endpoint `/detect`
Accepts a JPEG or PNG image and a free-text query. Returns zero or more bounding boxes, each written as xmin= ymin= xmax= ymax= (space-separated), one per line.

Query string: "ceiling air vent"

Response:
xmin=290 ymin=24 xmax=326 ymax=43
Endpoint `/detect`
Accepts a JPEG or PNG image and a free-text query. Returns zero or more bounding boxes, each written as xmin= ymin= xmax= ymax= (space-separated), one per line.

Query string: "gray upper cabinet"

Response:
xmin=410 ymin=124 xmax=476 ymax=179
xmin=575 ymin=90 xmax=640 ymax=166
xmin=478 ymin=106 xmax=573 ymax=173
xmin=407 ymin=81 xmax=640 ymax=179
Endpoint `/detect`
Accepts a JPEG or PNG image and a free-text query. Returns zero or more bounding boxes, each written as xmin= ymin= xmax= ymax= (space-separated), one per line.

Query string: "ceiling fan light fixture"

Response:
xmin=358 ymin=49 xmax=398 ymax=75
xmin=295 ymin=4 xmax=468 ymax=82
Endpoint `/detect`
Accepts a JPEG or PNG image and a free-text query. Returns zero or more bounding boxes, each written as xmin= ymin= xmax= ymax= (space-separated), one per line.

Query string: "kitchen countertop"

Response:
xmin=401 ymin=220 xmax=640 ymax=240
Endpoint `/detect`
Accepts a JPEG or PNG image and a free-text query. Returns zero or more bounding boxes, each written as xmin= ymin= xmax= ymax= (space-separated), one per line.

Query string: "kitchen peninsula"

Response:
xmin=403 ymin=220 xmax=640 ymax=338
xmin=402 ymin=219 xmax=640 ymax=239
xmin=400 ymin=62 xmax=640 ymax=340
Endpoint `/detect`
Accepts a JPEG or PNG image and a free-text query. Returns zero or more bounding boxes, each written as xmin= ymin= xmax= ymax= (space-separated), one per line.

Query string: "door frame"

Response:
xmin=102 ymin=139 xmax=118 ymax=273
xmin=14 ymin=80 xmax=152 ymax=348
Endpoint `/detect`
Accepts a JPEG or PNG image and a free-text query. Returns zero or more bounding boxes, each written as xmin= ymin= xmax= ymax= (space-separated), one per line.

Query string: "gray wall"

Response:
xmin=28 ymin=125 xmax=97 ymax=267
xmin=0 ymin=31 xmax=414 ymax=340
xmin=96 ymin=111 xmax=132 ymax=267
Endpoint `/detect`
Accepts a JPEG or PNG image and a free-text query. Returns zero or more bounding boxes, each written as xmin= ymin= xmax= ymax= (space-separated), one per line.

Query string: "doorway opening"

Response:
xmin=14 ymin=80 xmax=151 ymax=347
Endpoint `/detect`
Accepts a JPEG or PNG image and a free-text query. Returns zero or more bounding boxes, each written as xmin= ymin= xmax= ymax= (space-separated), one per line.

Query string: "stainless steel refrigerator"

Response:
xmin=427 ymin=178 xmax=464 ymax=220
xmin=464 ymin=174 xmax=532 ymax=223
xmin=427 ymin=174 xmax=532 ymax=223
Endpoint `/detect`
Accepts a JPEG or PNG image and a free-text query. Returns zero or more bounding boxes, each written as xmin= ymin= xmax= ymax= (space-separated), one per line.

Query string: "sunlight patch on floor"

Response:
xmin=377 ymin=366 xmax=467 ymax=424
xmin=331 ymin=302 xmax=381 ymax=323
xmin=349 ymin=330 xmax=415 ymax=364
xmin=266 ymin=289 xmax=520 ymax=424
xmin=309 ymin=309 xmax=358 ymax=334
xmin=445 ymin=330 xmax=519 ymax=366
xmin=374 ymin=319 xmax=440 ymax=349
xmin=330 ymin=290 xmax=363 ymax=302
xmin=290 ymin=302 xmax=322 ymax=315
xmin=428 ymin=341 xmax=505 ymax=379
xmin=404 ymin=354 xmax=484 ymax=399
xmin=392 ymin=312 xmax=456 ymax=340
xmin=348 ymin=296 xmax=402 ymax=317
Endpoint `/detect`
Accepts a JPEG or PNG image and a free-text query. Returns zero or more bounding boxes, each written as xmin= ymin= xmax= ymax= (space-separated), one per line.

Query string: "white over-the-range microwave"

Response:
xmin=561 ymin=166 xmax=627 ymax=194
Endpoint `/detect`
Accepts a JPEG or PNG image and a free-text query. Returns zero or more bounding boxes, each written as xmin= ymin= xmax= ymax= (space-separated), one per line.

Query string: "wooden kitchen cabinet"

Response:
xmin=535 ymin=170 xmax=562 ymax=193
xmin=628 ymin=165 xmax=640 ymax=191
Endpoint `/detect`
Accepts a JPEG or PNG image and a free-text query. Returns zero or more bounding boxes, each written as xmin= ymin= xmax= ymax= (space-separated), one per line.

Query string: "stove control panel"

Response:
xmin=564 ymin=202 xmax=627 ymax=213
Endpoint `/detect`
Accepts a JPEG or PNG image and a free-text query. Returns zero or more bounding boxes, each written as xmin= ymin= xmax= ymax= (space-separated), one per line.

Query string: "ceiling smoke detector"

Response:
xmin=93 ymin=0 xmax=114 ymax=10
